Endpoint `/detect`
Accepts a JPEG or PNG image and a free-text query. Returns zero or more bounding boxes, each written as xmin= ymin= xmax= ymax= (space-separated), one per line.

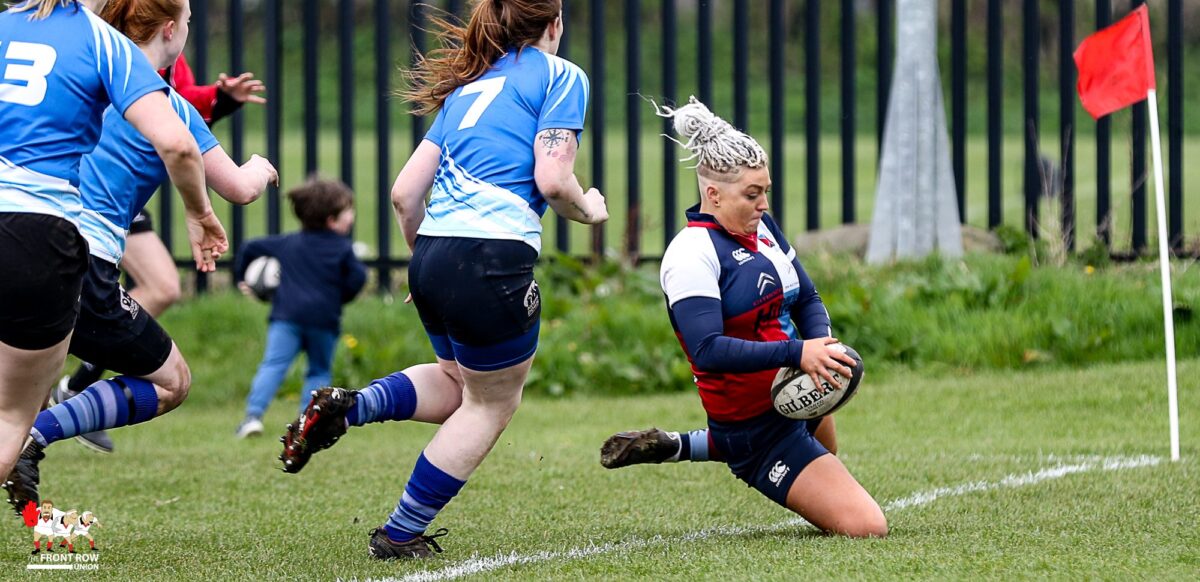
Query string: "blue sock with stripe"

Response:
xmin=346 ymin=372 xmax=418 ymax=427
xmin=384 ymin=453 xmax=465 ymax=542
xmin=676 ymin=429 xmax=712 ymax=462
xmin=29 ymin=377 xmax=158 ymax=446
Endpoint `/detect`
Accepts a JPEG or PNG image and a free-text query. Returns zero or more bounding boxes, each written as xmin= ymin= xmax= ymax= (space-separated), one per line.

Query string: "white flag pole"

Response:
xmin=1146 ymin=89 xmax=1180 ymax=462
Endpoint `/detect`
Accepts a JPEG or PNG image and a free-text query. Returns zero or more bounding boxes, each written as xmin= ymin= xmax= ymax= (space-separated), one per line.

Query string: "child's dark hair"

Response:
xmin=288 ymin=177 xmax=354 ymax=231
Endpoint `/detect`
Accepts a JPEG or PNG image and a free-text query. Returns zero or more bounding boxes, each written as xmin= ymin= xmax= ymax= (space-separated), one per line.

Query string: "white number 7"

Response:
xmin=456 ymin=76 xmax=506 ymax=131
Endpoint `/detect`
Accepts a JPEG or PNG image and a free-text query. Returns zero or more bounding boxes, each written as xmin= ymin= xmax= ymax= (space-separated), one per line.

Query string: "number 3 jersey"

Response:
xmin=0 ymin=3 xmax=167 ymax=223
xmin=418 ymin=47 xmax=589 ymax=254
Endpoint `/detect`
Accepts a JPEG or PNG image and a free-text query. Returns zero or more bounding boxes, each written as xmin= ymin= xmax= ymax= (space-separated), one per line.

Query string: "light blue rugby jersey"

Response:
xmin=78 ymin=89 xmax=219 ymax=264
xmin=419 ymin=46 xmax=589 ymax=253
xmin=0 ymin=3 xmax=167 ymax=223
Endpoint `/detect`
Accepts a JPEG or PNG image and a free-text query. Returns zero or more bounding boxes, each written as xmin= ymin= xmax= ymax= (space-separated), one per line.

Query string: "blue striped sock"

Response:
xmin=345 ymin=372 xmax=417 ymax=427
xmin=29 ymin=377 xmax=158 ymax=446
xmin=384 ymin=453 xmax=465 ymax=542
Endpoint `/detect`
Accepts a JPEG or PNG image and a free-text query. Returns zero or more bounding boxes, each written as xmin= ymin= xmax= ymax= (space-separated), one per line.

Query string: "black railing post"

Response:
xmin=1060 ymin=0 xmax=1076 ymax=250
xmin=192 ymin=0 xmax=208 ymax=84
xmin=662 ymin=0 xmax=678 ymax=246
xmin=698 ymin=0 xmax=712 ymax=106
xmin=876 ymin=0 xmax=892 ymax=155
xmin=266 ymin=0 xmax=282 ymax=236
xmin=375 ymin=0 xmax=392 ymax=292
xmin=1168 ymin=0 xmax=1183 ymax=251
xmin=303 ymin=0 xmax=319 ymax=176
xmin=410 ymin=2 xmax=426 ymax=148
xmin=589 ymin=0 xmax=605 ymax=257
xmin=625 ymin=0 xmax=641 ymax=260
xmin=555 ymin=25 xmax=570 ymax=254
xmin=192 ymin=0 xmax=208 ymax=293
xmin=841 ymin=0 xmax=855 ymax=224
xmin=951 ymin=0 xmax=966 ymax=223
xmin=1131 ymin=0 xmax=1147 ymax=253
xmin=339 ymin=0 xmax=355 ymax=196
xmin=229 ymin=0 xmax=245 ymax=255
xmin=733 ymin=0 xmax=748 ymax=130
xmin=769 ymin=0 xmax=785 ymax=228
xmin=1023 ymin=0 xmax=1040 ymax=237
xmin=987 ymin=0 xmax=1002 ymax=229
xmin=805 ymin=0 xmax=820 ymax=231
xmin=1096 ymin=0 xmax=1112 ymax=247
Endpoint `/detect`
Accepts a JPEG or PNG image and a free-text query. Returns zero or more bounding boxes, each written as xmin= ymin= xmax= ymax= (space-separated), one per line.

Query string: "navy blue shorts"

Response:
xmin=708 ymin=411 xmax=829 ymax=507
xmin=408 ymin=236 xmax=540 ymax=371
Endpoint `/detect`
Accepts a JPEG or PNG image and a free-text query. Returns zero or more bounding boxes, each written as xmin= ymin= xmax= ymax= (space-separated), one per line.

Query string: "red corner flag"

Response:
xmin=1074 ymin=4 xmax=1156 ymax=120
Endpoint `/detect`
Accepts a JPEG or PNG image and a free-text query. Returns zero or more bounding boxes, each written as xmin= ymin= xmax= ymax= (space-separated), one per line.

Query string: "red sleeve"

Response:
xmin=169 ymin=54 xmax=218 ymax=122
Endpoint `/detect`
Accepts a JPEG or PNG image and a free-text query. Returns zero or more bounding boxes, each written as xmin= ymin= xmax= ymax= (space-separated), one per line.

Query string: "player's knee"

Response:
xmin=839 ymin=509 xmax=888 ymax=538
xmin=150 ymin=277 xmax=182 ymax=310
xmin=156 ymin=359 xmax=191 ymax=411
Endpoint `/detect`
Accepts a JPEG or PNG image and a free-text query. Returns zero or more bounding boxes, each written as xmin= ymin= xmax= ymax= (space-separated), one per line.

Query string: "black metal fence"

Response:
xmin=165 ymin=0 xmax=1188 ymax=292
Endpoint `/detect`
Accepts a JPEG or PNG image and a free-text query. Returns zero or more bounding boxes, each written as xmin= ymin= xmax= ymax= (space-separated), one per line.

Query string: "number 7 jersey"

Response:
xmin=0 ymin=4 xmax=166 ymax=223
xmin=417 ymin=47 xmax=589 ymax=254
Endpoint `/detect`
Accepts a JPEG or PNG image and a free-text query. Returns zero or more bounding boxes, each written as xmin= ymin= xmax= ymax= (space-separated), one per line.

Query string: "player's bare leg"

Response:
xmin=785 ymin=454 xmax=886 ymax=538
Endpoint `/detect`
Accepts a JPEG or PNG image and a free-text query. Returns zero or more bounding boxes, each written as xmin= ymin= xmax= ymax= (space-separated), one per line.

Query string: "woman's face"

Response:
xmin=709 ymin=165 xmax=772 ymax=236
xmin=164 ymin=0 xmax=191 ymax=63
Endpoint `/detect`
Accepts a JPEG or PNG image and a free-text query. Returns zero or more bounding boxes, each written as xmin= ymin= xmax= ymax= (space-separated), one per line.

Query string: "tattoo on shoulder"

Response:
xmin=540 ymin=129 xmax=567 ymax=149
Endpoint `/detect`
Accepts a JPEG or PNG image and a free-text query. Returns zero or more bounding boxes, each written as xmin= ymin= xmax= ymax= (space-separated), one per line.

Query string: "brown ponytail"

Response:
xmin=96 ymin=0 xmax=183 ymax=44
xmin=402 ymin=0 xmax=562 ymax=115
xmin=11 ymin=0 xmax=77 ymax=21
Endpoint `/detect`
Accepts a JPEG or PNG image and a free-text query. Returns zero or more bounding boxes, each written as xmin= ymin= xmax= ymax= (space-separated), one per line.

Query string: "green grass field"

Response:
xmin=2 ymin=359 xmax=1195 ymax=580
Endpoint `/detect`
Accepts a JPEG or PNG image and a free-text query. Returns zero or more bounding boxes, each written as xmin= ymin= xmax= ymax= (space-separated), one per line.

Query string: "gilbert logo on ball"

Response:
xmin=770 ymin=344 xmax=864 ymax=420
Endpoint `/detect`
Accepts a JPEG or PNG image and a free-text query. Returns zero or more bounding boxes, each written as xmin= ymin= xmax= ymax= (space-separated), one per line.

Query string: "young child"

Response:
xmin=234 ymin=178 xmax=367 ymax=438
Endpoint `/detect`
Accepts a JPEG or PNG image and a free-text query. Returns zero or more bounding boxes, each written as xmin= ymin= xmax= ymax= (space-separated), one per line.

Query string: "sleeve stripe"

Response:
xmin=85 ymin=9 xmax=136 ymax=92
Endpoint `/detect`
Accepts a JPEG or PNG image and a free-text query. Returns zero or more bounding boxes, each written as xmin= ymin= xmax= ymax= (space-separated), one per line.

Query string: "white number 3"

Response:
xmin=456 ymin=76 xmax=506 ymax=131
xmin=0 ymin=41 xmax=57 ymax=107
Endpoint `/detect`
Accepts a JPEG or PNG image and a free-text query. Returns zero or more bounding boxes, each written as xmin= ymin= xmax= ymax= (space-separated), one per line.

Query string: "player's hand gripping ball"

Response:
xmin=771 ymin=343 xmax=863 ymax=420
xmin=243 ymin=256 xmax=281 ymax=302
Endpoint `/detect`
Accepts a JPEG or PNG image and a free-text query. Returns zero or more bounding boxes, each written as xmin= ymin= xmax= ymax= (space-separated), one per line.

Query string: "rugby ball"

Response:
xmin=770 ymin=344 xmax=864 ymax=420
xmin=244 ymin=256 xmax=281 ymax=302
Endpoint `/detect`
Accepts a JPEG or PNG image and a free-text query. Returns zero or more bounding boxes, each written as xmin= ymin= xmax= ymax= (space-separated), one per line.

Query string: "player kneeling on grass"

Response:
xmin=3 ymin=0 xmax=277 ymax=518
xmin=601 ymin=98 xmax=886 ymax=538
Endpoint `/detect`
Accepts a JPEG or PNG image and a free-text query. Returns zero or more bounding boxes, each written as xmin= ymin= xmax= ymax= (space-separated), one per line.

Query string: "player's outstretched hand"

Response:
xmin=582 ymin=187 xmax=608 ymax=225
xmin=217 ymin=72 xmax=267 ymax=105
xmin=186 ymin=210 xmax=228 ymax=273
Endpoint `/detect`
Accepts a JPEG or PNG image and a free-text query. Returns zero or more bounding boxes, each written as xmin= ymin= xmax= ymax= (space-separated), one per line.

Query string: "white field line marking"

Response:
xmin=380 ymin=455 xmax=1161 ymax=582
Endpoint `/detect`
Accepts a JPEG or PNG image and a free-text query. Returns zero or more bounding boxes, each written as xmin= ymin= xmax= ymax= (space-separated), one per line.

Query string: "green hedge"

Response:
xmin=159 ymin=250 xmax=1199 ymax=408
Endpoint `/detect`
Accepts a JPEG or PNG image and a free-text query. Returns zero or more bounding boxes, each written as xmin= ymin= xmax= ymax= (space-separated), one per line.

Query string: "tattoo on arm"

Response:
xmin=540 ymin=129 xmax=567 ymax=150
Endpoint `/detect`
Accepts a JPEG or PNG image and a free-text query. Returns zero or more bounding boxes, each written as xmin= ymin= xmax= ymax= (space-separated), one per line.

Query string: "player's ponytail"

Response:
xmin=402 ymin=0 xmax=562 ymax=115
xmin=654 ymin=96 xmax=767 ymax=180
xmin=11 ymin=0 xmax=77 ymax=21
xmin=97 ymin=0 xmax=184 ymax=44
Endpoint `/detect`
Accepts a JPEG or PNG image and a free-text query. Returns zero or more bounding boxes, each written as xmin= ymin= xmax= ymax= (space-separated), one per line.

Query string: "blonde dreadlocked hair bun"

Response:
xmin=654 ymin=96 xmax=767 ymax=175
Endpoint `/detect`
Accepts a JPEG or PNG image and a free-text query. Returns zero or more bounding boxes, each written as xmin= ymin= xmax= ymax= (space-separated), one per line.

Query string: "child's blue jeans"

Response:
xmin=245 ymin=320 xmax=338 ymax=418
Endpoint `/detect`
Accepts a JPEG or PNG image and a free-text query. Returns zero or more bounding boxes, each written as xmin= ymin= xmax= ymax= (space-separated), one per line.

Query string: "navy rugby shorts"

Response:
xmin=69 ymin=258 xmax=173 ymax=376
xmin=708 ymin=411 xmax=829 ymax=507
xmin=408 ymin=235 xmax=540 ymax=371
xmin=0 ymin=213 xmax=89 ymax=350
